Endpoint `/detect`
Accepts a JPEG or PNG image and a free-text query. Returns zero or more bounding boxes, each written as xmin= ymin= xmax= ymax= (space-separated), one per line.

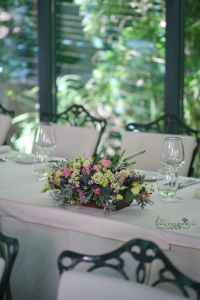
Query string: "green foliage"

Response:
xmin=0 ymin=1 xmax=38 ymax=110
xmin=184 ymin=0 xmax=200 ymax=130
xmin=58 ymin=0 xmax=165 ymax=123
xmin=183 ymin=0 xmax=200 ymax=176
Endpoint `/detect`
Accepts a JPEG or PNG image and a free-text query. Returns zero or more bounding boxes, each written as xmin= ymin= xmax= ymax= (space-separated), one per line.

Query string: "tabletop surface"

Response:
xmin=0 ymin=154 xmax=200 ymax=250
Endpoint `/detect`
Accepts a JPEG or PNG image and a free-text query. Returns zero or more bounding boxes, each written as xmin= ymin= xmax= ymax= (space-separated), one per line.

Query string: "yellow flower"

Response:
xmin=72 ymin=162 xmax=81 ymax=170
xmin=131 ymin=187 xmax=140 ymax=195
xmin=111 ymin=183 xmax=117 ymax=189
xmin=83 ymin=160 xmax=91 ymax=167
xmin=104 ymin=169 xmax=113 ymax=179
xmin=92 ymin=172 xmax=109 ymax=187
xmin=55 ymin=170 xmax=62 ymax=177
xmin=131 ymin=182 xmax=142 ymax=195
xmin=119 ymin=186 xmax=127 ymax=191
xmin=116 ymin=194 xmax=123 ymax=201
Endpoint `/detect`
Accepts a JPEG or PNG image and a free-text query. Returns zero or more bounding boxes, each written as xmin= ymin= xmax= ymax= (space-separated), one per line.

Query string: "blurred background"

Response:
xmin=0 ymin=0 xmax=199 ymax=173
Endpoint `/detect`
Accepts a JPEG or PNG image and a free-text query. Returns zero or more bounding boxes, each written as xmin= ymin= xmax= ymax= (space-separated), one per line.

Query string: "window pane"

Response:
xmin=184 ymin=0 xmax=200 ymax=177
xmin=0 ymin=0 xmax=39 ymax=153
xmin=55 ymin=0 xmax=165 ymax=124
xmin=184 ymin=0 xmax=200 ymax=129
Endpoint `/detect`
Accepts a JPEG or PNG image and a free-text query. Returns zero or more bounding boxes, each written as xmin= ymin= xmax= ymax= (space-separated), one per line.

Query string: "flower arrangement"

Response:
xmin=42 ymin=152 xmax=153 ymax=212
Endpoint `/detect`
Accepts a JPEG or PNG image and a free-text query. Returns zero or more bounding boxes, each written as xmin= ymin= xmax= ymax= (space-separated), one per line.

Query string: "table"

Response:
xmin=0 ymin=157 xmax=200 ymax=300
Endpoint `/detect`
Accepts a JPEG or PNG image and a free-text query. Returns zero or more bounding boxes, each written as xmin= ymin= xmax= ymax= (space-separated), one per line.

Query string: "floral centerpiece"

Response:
xmin=42 ymin=151 xmax=153 ymax=212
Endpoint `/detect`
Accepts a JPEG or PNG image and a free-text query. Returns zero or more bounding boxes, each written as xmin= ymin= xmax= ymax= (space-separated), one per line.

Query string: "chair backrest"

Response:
xmin=121 ymin=131 xmax=196 ymax=176
xmin=0 ymin=115 xmax=12 ymax=146
xmin=124 ymin=114 xmax=200 ymax=177
xmin=52 ymin=105 xmax=107 ymax=158
xmin=58 ymin=238 xmax=200 ymax=299
xmin=0 ymin=104 xmax=14 ymax=146
xmin=0 ymin=232 xmax=19 ymax=299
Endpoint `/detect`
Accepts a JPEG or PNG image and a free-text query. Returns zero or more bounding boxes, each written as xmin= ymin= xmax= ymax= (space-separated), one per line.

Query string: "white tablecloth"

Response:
xmin=0 ymin=160 xmax=200 ymax=249
xmin=0 ymin=158 xmax=200 ymax=300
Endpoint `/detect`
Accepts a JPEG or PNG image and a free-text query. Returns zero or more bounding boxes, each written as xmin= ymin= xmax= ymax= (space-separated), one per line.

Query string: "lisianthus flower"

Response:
xmin=62 ymin=168 xmax=72 ymax=177
xmin=101 ymin=159 xmax=111 ymax=168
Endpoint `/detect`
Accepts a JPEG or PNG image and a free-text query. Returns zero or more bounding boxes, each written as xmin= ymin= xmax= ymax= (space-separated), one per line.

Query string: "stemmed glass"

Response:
xmin=33 ymin=122 xmax=56 ymax=180
xmin=34 ymin=122 xmax=56 ymax=156
xmin=158 ymin=136 xmax=184 ymax=202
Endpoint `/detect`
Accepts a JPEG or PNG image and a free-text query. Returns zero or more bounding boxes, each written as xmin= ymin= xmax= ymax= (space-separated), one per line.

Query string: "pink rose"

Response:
xmin=83 ymin=165 xmax=90 ymax=174
xmin=101 ymin=159 xmax=111 ymax=168
xmin=93 ymin=187 xmax=101 ymax=195
xmin=62 ymin=168 xmax=72 ymax=177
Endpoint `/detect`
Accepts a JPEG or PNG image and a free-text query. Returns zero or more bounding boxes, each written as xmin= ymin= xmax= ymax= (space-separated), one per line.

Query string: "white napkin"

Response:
xmin=0 ymin=145 xmax=11 ymax=154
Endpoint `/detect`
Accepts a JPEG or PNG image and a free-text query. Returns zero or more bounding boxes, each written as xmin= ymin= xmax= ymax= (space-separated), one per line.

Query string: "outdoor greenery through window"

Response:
xmin=0 ymin=0 xmax=39 ymax=153
xmin=56 ymin=0 xmax=166 ymax=126
xmin=184 ymin=0 xmax=200 ymax=177
xmin=184 ymin=1 xmax=200 ymax=131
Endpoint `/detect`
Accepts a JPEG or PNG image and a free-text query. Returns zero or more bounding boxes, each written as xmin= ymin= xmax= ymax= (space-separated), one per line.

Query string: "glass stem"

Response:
xmin=170 ymin=169 xmax=178 ymax=197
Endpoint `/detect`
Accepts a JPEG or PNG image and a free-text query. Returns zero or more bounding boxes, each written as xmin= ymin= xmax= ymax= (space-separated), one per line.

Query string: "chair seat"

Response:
xmin=57 ymin=271 xmax=186 ymax=300
xmin=121 ymin=131 xmax=196 ymax=176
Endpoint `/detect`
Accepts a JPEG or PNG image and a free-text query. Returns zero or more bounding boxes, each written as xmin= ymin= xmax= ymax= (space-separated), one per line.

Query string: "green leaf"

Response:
xmin=125 ymin=189 xmax=133 ymax=202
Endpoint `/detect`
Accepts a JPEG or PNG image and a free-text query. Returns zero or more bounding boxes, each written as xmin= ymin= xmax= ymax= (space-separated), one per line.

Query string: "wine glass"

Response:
xmin=158 ymin=136 xmax=184 ymax=202
xmin=34 ymin=122 xmax=56 ymax=157
xmin=33 ymin=122 xmax=56 ymax=180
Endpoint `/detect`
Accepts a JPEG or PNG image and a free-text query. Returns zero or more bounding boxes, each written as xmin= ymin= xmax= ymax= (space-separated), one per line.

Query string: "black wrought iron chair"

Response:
xmin=125 ymin=114 xmax=200 ymax=177
xmin=51 ymin=104 xmax=107 ymax=157
xmin=58 ymin=238 xmax=200 ymax=299
xmin=0 ymin=104 xmax=14 ymax=118
xmin=0 ymin=232 xmax=19 ymax=300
